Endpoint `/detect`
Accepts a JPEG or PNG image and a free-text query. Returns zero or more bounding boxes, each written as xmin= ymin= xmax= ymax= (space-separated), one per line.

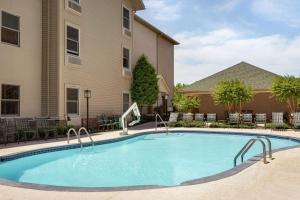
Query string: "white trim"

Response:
xmin=65 ymin=84 xmax=81 ymax=116
xmin=122 ymin=4 xmax=132 ymax=35
xmin=65 ymin=21 xmax=80 ymax=58
xmin=122 ymin=45 xmax=131 ymax=71
xmin=1 ymin=11 xmax=20 ymax=47
xmin=122 ymin=91 xmax=131 ymax=113
xmin=65 ymin=0 xmax=82 ymax=16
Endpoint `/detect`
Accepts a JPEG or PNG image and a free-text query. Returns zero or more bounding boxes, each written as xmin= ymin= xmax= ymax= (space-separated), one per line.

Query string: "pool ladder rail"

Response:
xmin=155 ymin=113 xmax=169 ymax=134
xmin=67 ymin=127 xmax=94 ymax=149
xmin=234 ymin=136 xmax=273 ymax=167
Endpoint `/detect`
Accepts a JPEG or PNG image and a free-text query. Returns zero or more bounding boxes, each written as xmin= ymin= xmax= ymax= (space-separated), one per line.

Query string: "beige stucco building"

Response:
xmin=0 ymin=0 xmax=179 ymax=120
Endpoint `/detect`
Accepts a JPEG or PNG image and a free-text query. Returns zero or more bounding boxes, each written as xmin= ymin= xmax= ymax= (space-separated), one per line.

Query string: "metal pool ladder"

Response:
xmin=155 ymin=113 xmax=169 ymax=134
xmin=234 ymin=136 xmax=273 ymax=167
xmin=67 ymin=127 xmax=94 ymax=149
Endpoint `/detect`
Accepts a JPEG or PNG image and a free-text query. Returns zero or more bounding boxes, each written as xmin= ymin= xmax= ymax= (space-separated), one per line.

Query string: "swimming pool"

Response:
xmin=0 ymin=131 xmax=299 ymax=189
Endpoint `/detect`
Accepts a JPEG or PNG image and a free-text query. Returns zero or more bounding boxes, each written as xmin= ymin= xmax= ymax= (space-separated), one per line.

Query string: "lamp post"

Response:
xmin=84 ymin=89 xmax=91 ymax=131
xmin=165 ymin=95 xmax=169 ymax=117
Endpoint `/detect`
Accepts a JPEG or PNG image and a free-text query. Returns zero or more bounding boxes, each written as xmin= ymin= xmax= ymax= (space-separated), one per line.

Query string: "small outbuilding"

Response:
xmin=181 ymin=62 xmax=288 ymax=120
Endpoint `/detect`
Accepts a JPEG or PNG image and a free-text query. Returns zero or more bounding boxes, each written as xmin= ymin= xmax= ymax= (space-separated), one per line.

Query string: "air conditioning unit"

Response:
xmin=66 ymin=54 xmax=82 ymax=66
xmin=122 ymin=68 xmax=132 ymax=78
xmin=66 ymin=0 xmax=82 ymax=15
xmin=123 ymin=29 xmax=132 ymax=37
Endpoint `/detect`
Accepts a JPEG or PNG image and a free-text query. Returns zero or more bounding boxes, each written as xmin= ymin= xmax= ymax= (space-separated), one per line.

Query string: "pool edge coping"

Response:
xmin=0 ymin=130 xmax=300 ymax=192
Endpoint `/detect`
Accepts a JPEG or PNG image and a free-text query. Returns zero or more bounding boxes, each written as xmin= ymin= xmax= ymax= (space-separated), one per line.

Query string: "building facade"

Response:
xmin=0 ymin=0 xmax=178 ymax=120
xmin=182 ymin=62 xmax=288 ymax=120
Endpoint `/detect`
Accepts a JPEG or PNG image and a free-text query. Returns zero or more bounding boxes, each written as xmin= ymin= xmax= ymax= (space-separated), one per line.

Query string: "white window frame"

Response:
xmin=1 ymin=11 xmax=20 ymax=47
xmin=70 ymin=0 xmax=80 ymax=5
xmin=122 ymin=5 xmax=131 ymax=32
xmin=65 ymin=22 xmax=80 ymax=57
xmin=0 ymin=84 xmax=20 ymax=117
xmin=65 ymin=84 xmax=80 ymax=116
xmin=122 ymin=45 xmax=131 ymax=71
xmin=122 ymin=91 xmax=131 ymax=113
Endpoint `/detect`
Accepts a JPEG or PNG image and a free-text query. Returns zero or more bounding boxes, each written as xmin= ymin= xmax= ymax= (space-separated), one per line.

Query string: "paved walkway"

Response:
xmin=0 ymin=126 xmax=300 ymax=200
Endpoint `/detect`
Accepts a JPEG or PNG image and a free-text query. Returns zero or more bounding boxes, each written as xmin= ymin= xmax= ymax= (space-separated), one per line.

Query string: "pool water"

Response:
xmin=0 ymin=132 xmax=298 ymax=188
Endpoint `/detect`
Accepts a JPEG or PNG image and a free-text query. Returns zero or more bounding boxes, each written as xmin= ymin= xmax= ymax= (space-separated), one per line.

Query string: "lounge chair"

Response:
xmin=36 ymin=118 xmax=57 ymax=140
xmin=182 ymin=113 xmax=193 ymax=121
xmin=242 ymin=113 xmax=253 ymax=124
xmin=292 ymin=112 xmax=300 ymax=128
xmin=255 ymin=113 xmax=267 ymax=128
xmin=195 ymin=113 xmax=204 ymax=122
xmin=272 ymin=112 xmax=285 ymax=129
xmin=158 ymin=112 xmax=179 ymax=126
xmin=206 ymin=113 xmax=216 ymax=122
xmin=228 ymin=113 xmax=240 ymax=124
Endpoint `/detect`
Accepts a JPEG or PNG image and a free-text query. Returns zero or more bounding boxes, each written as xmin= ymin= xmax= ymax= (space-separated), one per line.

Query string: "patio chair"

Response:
xmin=195 ymin=113 xmax=204 ymax=122
xmin=242 ymin=113 xmax=253 ymax=124
xmin=97 ymin=114 xmax=114 ymax=131
xmin=292 ymin=112 xmax=300 ymax=128
xmin=182 ymin=113 xmax=193 ymax=121
xmin=271 ymin=112 xmax=285 ymax=129
xmin=0 ymin=119 xmax=6 ymax=145
xmin=111 ymin=115 xmax=121 ymax=130
xmin=159 ymin=112 xmax=179 ymax=126
xmin=255 ymin=113 xmax=267 ymax=128
xmin=36 ymin=118 xmax=57 ymax=140
xmin=206 ymin=113 xmax=216 ymax=122
xmin=15 ymin=118 xmax=37 ymax=143
xmin=4 ymin=118 xmax=17 ymax=144
xmin=228 ymin=113 xmax=240 ymax=124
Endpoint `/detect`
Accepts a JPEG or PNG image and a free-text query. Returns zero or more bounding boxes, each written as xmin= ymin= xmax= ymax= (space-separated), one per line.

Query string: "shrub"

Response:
xmin=169 ymin=121 xmax=205 ymax=128
xmin=213 ymin=80 xmax=253 ymax=113
xmin=265 ymin=123 xmax=291 ymax=130
xmin=173 ymin=83 xmax=200 ymax=112
xmin=272 ymin=76 xmax=300 ymax=113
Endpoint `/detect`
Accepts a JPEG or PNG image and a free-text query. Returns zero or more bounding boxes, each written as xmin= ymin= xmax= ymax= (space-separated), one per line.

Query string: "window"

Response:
xmin=122 ymin=7 xmax=130 ymax=31
xmin=123 ymin=47 xmax=130 ymax=69
xmin=1 ymin=11 xmax=20 ymax=46
xmin=1 ymin=85 xmax=20 ymax=116
xmin=123 ymin=93 xmax=130 ymax=113
xmin=66 ymin=25 xmax=79 ymax=56
xmin=71 ymin=0 xmax=80 ymax=4
xmin=66 ymin=88 xmax=79 ymax=115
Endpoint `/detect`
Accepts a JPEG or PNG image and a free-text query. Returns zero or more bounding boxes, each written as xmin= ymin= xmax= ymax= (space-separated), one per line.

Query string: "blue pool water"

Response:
xmin=0 ymin=132 xmax=299 ymax=188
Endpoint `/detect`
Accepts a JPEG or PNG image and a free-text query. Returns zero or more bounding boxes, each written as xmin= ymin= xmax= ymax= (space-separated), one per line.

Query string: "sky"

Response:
xmin=137 ymin=0 xmax=300 ymax=84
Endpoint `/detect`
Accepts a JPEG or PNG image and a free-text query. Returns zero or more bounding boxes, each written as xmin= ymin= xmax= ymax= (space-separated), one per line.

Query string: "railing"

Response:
xmin=66 ymin=127 xmax=94 ymax=148
xmin=234 ymin=136 xmax=273 ymax=167
xmin=78 ymin=127 xmax=94 ymax=147
xmin=155 ymin=113 xmax=169 ymax=134
xmin=67 ymin=128 xmax=82 ymax=148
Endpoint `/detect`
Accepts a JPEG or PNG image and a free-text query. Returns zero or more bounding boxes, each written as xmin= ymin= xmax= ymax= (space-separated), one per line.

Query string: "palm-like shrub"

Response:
xmin=173 ymin=83 xmax=200 ymax=112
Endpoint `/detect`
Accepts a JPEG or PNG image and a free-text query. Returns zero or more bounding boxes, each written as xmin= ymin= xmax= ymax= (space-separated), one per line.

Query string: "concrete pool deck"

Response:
xmin=0 ymin=125 xmax=300 ymax=200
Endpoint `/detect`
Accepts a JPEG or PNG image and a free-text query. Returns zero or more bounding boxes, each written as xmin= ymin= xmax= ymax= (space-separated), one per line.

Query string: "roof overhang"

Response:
xmin=131 ymin=0 xmax=146 ymax=11
xmin=134 ymin=15 xmax=180 ymax=45
xmin=158 ymin=75 xmax=171 ymax=95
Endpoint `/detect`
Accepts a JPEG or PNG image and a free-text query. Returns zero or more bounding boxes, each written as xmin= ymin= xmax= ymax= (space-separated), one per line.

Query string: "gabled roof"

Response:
xmin=131 ymin=0 xmax=145 ymax=11
xmin=134 ymin=15 xmax=180 ymax=45
xmin=182 ymin=62 xmax=280 ymax=93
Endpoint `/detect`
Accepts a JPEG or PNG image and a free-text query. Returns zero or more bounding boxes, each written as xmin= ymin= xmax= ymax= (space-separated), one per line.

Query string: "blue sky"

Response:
xmin=138 ymin=0 xmax=300 ymax=84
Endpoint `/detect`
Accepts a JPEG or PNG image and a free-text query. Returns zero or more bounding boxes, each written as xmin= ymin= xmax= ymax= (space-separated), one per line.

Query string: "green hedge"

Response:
xmin=209 ymin=122 xmax=256 ymax=129
xmin=169 ymin=121 xmax=206 ymax=128
xmin=265 ymin=123 xmax=292 ymax=130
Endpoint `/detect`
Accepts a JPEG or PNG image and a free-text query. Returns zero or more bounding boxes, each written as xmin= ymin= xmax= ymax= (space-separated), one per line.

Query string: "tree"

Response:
xmin=131 ymin=55 xmax=159 ymax=108
xmin=173 ymin=83 xmax=200 ymax=112
xmin=213 ymin=80 xmax=253 ymax=113
xmin=272 ymin=76 xmax=300 ymax=113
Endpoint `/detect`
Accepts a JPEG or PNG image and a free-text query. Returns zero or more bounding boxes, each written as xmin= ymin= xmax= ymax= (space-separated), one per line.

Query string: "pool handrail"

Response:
xmin=155 ymin=113 xmax=169 ymax=134
xmin=78 ymin=127 xmax=94 ymax=147
xmin=234 ymin=138 xmax=268 ymax=167
xmin=67 ymin=128 xmax=82 ymax=148
xmin=256 ymin=136 xmax=273 ymax=160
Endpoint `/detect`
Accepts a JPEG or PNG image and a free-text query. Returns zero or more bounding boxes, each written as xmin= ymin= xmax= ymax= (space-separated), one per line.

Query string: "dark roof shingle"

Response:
xmin=183 ymin=62 xmax=279 ymax=93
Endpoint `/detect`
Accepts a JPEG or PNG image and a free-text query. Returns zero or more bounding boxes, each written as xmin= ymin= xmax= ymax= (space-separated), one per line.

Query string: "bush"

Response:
xmin=209 ymin=122 xmax=256 ymax=129
xmin=265 ymin=123 xmax=292 ymax=130
xmin=169 ymin=121 xmax=205 ymax=128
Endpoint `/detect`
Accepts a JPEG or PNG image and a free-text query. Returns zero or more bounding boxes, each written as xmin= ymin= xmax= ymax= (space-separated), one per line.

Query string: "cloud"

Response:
xmin=251 ymin=0 xmax=300 ymax=27
xmin=174 ymin=29 xmax=300 ymax=84
xmin=214 ymin=0 xmax=243 ymax=12
xmin=143 ymin=0 xmax=181 ymax=21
